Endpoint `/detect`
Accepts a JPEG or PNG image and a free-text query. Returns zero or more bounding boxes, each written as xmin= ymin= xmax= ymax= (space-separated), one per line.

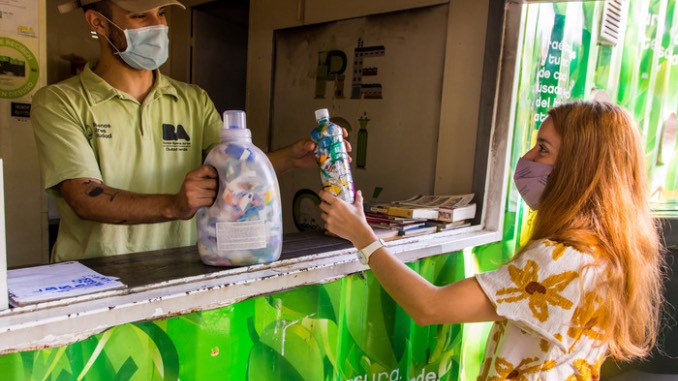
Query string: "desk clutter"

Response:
xmin=365 ymin=194 xmax=476 ymax=240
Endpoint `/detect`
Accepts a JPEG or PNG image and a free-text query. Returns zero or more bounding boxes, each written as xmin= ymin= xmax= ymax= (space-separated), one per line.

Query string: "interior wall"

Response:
xmin=1 ymin=0 xmax=49 ymax=267
xmin=191 ymin=0 xmax=249 ymax=114
xmin=246 ymin=0 xmax=488 ymax=196
xmin=45 ymin=0 xmax=98 ymax=85
xmin=269 ymin=5 xmax=449 ymax=231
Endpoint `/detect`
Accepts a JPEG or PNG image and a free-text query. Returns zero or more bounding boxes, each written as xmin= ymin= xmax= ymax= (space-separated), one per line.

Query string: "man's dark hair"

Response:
xmin=83 ymin=0 xmax=112 ymax=18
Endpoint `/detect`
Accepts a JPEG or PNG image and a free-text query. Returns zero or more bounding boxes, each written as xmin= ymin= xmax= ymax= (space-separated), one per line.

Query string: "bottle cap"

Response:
xmin=223 ymin=110 xmax=247 ymax=129
xmin=314 ymin=108 xmax=330 ymax=123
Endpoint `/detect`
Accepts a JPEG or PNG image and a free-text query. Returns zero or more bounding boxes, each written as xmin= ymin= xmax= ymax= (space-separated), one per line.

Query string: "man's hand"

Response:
xmin=172 ymin=165 xmax=218 ymax=220
xmin=268 ymin=128 xmax=352 ymax=174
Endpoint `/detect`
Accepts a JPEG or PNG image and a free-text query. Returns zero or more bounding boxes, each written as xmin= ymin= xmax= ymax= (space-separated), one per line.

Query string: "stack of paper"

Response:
xmin=7 ymin=261 xmax=126 ymax=307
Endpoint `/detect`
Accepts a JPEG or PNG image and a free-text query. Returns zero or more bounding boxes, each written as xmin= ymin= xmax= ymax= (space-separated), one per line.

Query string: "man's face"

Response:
xmin=104 ymin=3 xmax=169 ymax=52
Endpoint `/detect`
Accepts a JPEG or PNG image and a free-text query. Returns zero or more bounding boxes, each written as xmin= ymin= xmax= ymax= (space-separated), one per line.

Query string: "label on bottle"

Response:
xmin=215 ymin=221 xmax=267 ymax=251
xmin=312 ymin=120 xmax=354 ymax=203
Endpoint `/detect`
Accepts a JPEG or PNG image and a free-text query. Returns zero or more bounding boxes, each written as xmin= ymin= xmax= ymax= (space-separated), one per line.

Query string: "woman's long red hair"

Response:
xmin=529 ymin=101 xmax=665 ymax=360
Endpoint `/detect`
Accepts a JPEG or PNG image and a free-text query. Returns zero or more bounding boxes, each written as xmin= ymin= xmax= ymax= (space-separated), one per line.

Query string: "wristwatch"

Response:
xmin=357 ymin=238 xmax=385 ymax=265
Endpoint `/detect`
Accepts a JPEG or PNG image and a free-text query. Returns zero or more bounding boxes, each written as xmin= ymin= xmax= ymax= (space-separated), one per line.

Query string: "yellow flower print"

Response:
xmin=496 ymin=260 xmax=579 ymax=322
xmin=564 ymin=356 xmax=603 ymax=381
xmin=478 ymin=356 xmax=492 ymax=381
xmin=539 ymin=338 xmax=551 ymax=353
xmin=568 ymin=292 xmax=606 ymax=344
xmin=492 ymin=320 xmax=507 ymax=344
xmin=478 ymin=322 xmax=508 ymax=380
xmin=487 ymin=356 xmax=556 ymax=381
xmin=545 ymin=240 xmax=568 ymax=260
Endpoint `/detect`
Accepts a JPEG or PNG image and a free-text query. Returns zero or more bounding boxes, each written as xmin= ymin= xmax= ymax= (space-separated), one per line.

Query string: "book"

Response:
xmin=7 ymin=261 xmax=126 ymax=306
xmin=384 ymin=205 xmax=440 ymax=220
xmin=365 ymin=212 xmax=426 ymax=224
xmin=372 ymin=227 xmax=401 ymax=241
xmin=368 ymin=204 xmax=390 ymax=214
xmin=436 ymin=203 xmax=477 ymax=223
xmin=425 ymin=220 xmax=471 ymax=232
xmin=368 ymin=193 xmax=475 ymax=221
xmin=398 ymin=225 xmax=437 ymax=237
xmin=392 ymin=193 xmax=474 ymax=209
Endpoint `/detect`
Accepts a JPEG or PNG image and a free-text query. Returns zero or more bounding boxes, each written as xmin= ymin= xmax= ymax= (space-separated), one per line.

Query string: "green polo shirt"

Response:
xmin=32 ymin=65 xmax=222 ymax=262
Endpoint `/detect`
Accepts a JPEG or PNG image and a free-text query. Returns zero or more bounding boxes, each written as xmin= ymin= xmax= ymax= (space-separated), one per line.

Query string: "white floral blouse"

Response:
xmin=475 ymin=239 xmax=607 ymax=380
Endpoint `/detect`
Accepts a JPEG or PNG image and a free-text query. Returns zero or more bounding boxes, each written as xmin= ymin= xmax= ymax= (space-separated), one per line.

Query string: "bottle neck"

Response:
xmin=220 ymin=128 xmax=252 ymax=142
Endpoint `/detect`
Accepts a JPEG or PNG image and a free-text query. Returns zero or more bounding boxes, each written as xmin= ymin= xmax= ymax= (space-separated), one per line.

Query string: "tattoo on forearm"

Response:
xmin=83 ymin=180 xmax=119 ymax=202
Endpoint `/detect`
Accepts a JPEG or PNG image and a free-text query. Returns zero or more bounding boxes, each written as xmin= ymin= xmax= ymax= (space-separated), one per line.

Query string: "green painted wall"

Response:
xmin=0 ymin=251 xmax=482 ymax=381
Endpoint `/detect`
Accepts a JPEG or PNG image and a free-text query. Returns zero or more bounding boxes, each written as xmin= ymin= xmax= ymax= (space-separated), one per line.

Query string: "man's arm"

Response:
xmin=267 ymin=138 xmax=317 ymax=175
xmin=268 ymin=130 xmax=351 ymax=175
xmin=59 ymin=165 xmax=218 ymax=224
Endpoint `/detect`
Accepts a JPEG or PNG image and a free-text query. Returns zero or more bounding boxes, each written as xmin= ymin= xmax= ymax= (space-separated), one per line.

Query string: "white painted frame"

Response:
xmin=0 ymin=160 xmax=7 ymax=311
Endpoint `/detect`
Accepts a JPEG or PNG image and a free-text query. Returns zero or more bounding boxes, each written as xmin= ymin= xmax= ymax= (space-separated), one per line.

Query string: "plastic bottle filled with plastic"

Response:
xmin=196 ymin=110 xmax=282 ymax=266
xmin=312 ymin=108 xmax=355 ymax=203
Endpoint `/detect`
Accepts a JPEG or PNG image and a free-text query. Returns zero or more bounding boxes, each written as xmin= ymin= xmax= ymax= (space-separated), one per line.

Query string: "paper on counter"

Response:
xmin=7 ymin=261 xmax=125 ymax=306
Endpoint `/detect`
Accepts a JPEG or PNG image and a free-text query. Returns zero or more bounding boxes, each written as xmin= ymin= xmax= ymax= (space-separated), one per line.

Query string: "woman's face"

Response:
xmin=522 ymin=116 xmax=561 ymax=166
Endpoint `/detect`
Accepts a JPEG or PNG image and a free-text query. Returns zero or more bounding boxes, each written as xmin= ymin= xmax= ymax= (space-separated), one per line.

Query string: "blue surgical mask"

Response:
xmin=99 ymin=14 xmax=169 ymax=71
xmin=513 ymin=157 xmax=553 ymax=210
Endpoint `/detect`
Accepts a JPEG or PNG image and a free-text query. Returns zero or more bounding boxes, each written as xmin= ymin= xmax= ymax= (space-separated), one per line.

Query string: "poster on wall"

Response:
xmin=270 ymin=5 xmax=448 ymax=232
xmin=0 ymin=37 xmax=39 ymax=99
xmin=0 ymin=0 xmax=40 ymax=99
xmin=0 ymin=0 xmax=39 ymax=38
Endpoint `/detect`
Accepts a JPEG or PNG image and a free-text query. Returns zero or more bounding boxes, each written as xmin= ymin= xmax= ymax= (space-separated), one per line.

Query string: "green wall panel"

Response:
xmin=0 ymin=252 xmax=470 ymax=381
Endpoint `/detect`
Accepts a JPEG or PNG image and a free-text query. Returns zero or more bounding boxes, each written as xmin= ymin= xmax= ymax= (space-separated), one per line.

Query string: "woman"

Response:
xmin=319 ymin=101 xmax=665 ymax=380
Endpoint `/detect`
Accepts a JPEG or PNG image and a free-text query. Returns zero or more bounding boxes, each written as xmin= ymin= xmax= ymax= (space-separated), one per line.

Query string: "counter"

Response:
xmin=0 ymin=226 xmax=497 ymax=356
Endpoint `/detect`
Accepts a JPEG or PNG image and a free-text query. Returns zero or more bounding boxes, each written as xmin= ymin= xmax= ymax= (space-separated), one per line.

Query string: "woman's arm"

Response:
xmin=319 ymin=190 xmax=503 ymax=325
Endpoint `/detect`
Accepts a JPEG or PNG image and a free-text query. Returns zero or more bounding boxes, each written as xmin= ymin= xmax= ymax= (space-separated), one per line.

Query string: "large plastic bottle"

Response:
xmin=312 ymin=108 xmax=355 ymax=203
xmin=196 ymin=110 xmax=282 ymax=266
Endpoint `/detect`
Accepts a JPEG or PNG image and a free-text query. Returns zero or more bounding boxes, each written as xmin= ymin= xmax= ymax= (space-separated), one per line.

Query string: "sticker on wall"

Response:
xmin=292 ymin=189 xmax=323 ymax=231
xmin=356 ymin=112 xmax=370 ymax=169
xmin=0 ymin=0 xmax=39 ymax=38
xmin=0 ymin=37 xmax=39 ymax=99
xmin=10 ymin=102 xmax=30 ymax=119
xmin=315 ymin=38 xmax=385 ymax=100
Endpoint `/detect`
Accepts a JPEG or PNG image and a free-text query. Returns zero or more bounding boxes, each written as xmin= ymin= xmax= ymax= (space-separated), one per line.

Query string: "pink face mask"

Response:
xmin=513 ymin=157 xmax=553 ymax=210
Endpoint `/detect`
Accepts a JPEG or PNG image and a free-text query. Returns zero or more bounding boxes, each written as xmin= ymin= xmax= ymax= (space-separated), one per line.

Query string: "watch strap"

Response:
xmin=359 ymin=238 xmax=385 ymax=264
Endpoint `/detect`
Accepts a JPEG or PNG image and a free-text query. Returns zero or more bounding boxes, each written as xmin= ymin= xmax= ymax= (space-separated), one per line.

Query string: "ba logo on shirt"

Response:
xmin=162 ymin=123 xmax=192 ymax=152
xmin=163 ymin=124 xmax=191 ymax=141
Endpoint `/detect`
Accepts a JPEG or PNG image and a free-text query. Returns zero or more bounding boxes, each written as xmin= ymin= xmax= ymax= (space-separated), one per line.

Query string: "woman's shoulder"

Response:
xmin=511 ymin=239 xmax=606 ymax=286
xmin=523 ymin=239 xmax=598 ymax=265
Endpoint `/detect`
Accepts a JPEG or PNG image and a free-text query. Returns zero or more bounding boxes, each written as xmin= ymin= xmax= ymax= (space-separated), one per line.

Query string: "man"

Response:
xmin=32 ymin=0 xmax=321 ymax=262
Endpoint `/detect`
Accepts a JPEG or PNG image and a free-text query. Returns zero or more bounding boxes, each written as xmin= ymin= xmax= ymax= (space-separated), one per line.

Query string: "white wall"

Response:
xmin=0 ymin=159 xmax=7 ymax=309
xmin=245 ymin=0 xmax=488 ymax=196
xmin=0 ymin=0 xmax=49 ymax=266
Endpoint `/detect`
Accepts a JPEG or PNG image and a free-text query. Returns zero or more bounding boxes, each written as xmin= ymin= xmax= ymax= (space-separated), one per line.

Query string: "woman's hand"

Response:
xmin=319 ymin=190 xmax=377 ymax=249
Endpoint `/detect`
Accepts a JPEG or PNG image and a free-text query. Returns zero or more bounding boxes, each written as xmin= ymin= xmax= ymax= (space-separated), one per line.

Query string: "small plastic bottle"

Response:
xmin=312 ymin=108 xmax=355 ymax=203
xmin=196 ymin=110 xmax=282 ymax=266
